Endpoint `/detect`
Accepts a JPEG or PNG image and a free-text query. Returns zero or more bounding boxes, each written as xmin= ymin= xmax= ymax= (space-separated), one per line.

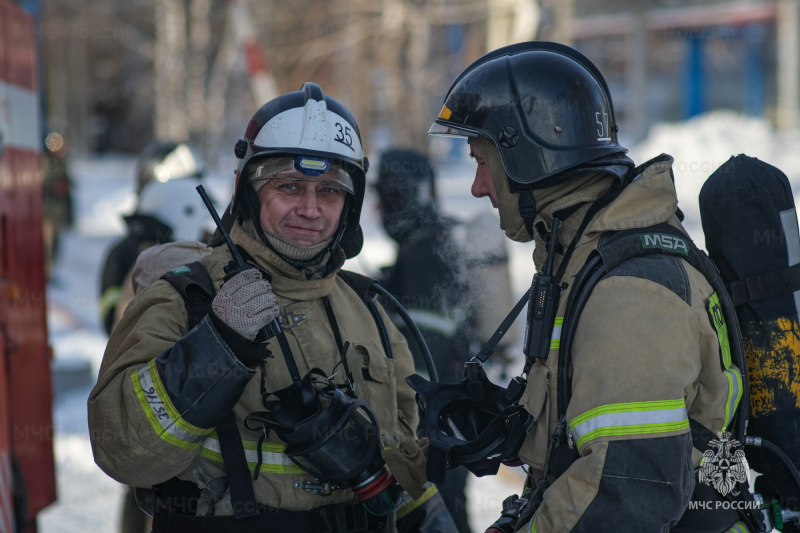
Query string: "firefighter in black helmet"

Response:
xmin=413 ymin=42 xmax=757 ymax=532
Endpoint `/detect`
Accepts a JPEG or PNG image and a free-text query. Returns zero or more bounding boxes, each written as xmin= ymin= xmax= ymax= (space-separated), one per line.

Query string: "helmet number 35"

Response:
xmin=595 ymin=112 xmax=612 ymax=142
xmin=334 ymin=122 xmax=354 ymax=151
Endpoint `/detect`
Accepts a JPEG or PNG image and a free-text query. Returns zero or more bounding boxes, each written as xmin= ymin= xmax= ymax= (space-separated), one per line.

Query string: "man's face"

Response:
xmin=258 ymin=169 xmax=347 ymax=247
xmin=469 ymin=143 xmax=498 ymax=208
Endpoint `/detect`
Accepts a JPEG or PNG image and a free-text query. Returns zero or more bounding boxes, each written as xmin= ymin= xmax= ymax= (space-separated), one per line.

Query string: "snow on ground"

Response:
xmin=37 ymin=111 xmax=800 ymax=531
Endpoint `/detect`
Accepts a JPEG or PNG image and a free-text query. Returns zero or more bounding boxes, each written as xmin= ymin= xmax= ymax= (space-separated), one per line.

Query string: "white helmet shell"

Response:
xmin=136 ymin=179 xmax=217 ymax=242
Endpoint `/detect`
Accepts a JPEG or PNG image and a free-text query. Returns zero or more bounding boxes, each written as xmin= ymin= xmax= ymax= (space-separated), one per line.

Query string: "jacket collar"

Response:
xmin=230 ymin=221 xmax=345 ymax=300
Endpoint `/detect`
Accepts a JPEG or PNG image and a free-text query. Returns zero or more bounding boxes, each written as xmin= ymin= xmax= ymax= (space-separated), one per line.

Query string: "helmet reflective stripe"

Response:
xmin=569 ymin=399 xmax=689 ymax=451
xmin=198 ymin=434 xmax=304 ymax=474
xmin=252 ymin=102 xmax=364 ymax=163
xmin=132 ymin=362 xmax=213 ymax=449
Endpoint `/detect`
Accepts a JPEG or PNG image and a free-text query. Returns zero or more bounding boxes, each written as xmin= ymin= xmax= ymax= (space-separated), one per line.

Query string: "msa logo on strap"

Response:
xmin=640 ymin=233 xmax=689 ymax=256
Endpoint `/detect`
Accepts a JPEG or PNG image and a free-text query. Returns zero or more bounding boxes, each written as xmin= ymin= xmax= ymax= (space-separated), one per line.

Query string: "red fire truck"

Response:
xmin=0 ymin=0 xmax=58 ymax=531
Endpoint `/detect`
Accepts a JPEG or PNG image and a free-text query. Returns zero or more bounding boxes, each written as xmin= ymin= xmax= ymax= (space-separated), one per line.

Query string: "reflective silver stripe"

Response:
xmin=550 ymin=317 xmax=563 ymax=349
xmin=723 ymin=367 xmax=743 ymax=432
xmin=201 ymin=437 xmax=296 ymax=467
xmin=200 ymin=436 xmax=304 ymax=473
xmin=570 ymin=400 xmax=689 ymax=450
xmin=779 ymin=208 xmax=800 ymax=317
xmin=407 ymin=308 xmax=459 ymax=337
xmin=135 ymin=364 xmax=210 ymax=447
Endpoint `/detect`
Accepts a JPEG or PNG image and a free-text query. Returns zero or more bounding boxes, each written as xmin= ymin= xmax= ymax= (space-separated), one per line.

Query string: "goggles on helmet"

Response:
xmin=249 ymin=157 xmax=355 ymax=196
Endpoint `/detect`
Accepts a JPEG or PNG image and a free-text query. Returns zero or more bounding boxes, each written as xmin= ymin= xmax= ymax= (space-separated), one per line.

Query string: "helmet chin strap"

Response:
xmin=516 ymin=187 xmax=536 ymax=238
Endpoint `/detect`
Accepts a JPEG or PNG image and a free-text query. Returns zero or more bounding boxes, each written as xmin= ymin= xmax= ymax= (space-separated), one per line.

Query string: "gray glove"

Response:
xmin=212 ymin=269 xmax=280 ymax=341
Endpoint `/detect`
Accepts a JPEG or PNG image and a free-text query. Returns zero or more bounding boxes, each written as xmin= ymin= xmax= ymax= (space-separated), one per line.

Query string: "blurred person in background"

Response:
xmin=375 ymin=148 xmax=519 ymax=533
xmin=98 ymin=141 xmax=207 ymax=337
xmin=96 ymin=141 xmax=210 ymax=533
xmin=41 ymin=131 xmax=74 ymax=276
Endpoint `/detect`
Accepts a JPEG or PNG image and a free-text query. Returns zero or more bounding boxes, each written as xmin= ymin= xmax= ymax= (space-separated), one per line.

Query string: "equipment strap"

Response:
xmin=216 ymin=413 xmax=258 ymax=519
xmin=726 ymin=262 xmax=800 ymax=307
xmin=161 ymin=261 xmax=216 ymax=329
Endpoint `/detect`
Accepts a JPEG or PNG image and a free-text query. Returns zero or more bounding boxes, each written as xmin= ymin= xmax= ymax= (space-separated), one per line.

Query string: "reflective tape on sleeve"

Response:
xmin=131 ymin=361 xmax=213 ymax=449
xmin=569 ymin=399 xmax=689 ymax=451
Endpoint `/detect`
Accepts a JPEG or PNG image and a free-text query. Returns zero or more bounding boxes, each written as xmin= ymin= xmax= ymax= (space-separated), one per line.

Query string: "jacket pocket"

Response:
xmin=520 ymin=362 xmax=550 ymax=423
xmin=517 ymin=362 xmax=551 ymax=469
xmin=346 ymin=343 xmax=400 ymax=441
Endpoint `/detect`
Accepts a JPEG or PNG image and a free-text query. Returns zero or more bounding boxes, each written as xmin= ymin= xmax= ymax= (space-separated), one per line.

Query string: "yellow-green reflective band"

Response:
xmin=707 ymin=293 xmax=732 ymax=369
xmin=395 ymin=483 xmax=438 ymax=519
xmin=407 ymin=308 xmax=459 ymax=337
xmin=131 ymin=361 xmax=212 ymax=449
xmin=99 ymin=286 xmax=121 ymax=320
xmin=706 ymin=292 xmax=743 ymax=433
xmin=570 ymin=399 xmax=689 ymax=450
xmin=726 ymin=521 xmax=748 ymax=533
xmin=529 ymin=512 xmax=538 ymax=533
xmin=722 ymin=367 xmax=743 ymax=433
xmin=550 ymin=317 xmax=563 ymax=350
xmin=198 ymin=434 xmax=305 ymax=474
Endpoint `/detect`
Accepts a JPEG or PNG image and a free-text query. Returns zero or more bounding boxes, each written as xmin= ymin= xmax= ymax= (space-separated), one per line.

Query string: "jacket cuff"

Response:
xmin=152 ymin=315 xmax=256 ymax=429
xmin=208 ymin=311 xmax=270 ymax=367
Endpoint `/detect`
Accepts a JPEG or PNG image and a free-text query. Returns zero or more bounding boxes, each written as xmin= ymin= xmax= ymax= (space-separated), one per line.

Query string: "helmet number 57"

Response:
xmin=595 ymin=112 xmax=611 ymax=142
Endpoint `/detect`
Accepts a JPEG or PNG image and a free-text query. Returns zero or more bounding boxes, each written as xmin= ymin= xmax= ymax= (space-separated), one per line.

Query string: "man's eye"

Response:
xmin=319 ymin=186 xmax=341 ymax=195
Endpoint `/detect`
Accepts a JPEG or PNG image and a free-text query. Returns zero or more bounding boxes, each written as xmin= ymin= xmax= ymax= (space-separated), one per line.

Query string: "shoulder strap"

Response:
xmin=160 ymin=261 xmax=216 ymax=330
xmin=557 ymin=223 xmax=749 ymax=445
xmin=337 ymin=270 xmax=394 ymax=359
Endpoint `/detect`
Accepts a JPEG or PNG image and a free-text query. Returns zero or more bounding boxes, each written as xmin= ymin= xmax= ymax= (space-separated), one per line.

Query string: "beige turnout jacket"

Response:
xmin=89 ymin=221 xmax=420 ymax=513
xmin=518 ymin=156 xmax=742 ymax=532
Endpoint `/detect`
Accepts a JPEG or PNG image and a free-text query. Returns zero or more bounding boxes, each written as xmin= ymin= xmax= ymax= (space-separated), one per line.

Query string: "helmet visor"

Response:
xmin=427 ymin=121 xmax=478 ymax=138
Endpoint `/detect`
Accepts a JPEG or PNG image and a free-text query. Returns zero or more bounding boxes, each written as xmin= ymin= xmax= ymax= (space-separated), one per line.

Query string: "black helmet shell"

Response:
xmin=429 ymin=41 xmax=626 ymax=187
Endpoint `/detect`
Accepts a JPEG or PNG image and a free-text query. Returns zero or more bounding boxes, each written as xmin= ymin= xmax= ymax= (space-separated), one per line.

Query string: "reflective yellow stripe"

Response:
xmin=550 ymin=317 xmax=563 ymax=350
xmin=707 ymin=293 xmax=732 ymax=368
xmin=198 ymin=434 xmax=305 ymax=474
xmin=570 ymin=399 xmax=689 ymax=450
xmin=529 ymin=512 xmax=537 ymax=533
xmin=726 ymin=521 xmax=749 ymax=533
xmin=131 ymin=361 xmax=212 ymax=449
xmin=98 ymin=285 xmax=120 ymax=321
xmin=395 ymin=483 xmax=438 ymax=519
xmin=707 ymin=292 xmax=743 ymax=433
xmin=438 ymin=105 xmax=452 ymax=120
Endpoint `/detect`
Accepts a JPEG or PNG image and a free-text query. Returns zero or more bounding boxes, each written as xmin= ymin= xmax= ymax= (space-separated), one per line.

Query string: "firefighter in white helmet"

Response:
xmin=89 ymin=82 xmax=455 ymax=532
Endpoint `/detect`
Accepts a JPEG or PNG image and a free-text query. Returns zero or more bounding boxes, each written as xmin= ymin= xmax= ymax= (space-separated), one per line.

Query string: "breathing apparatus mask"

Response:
xmin=245 ymin=368 xmax=403 ymax=516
